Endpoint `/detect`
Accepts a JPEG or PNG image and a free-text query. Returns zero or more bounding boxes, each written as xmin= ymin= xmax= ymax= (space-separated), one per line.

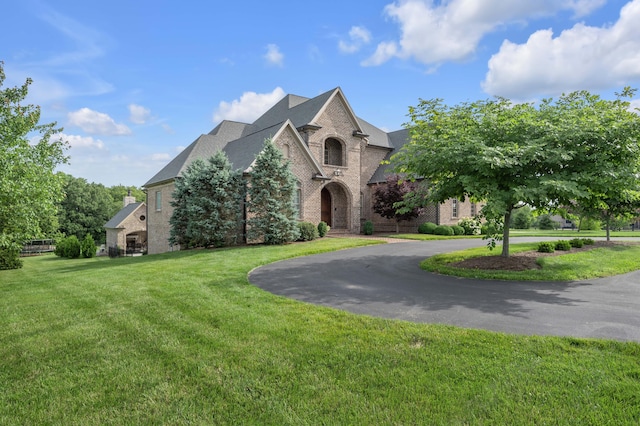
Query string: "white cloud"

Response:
xmin=264 ymin=44 xmax=284 ymax=67
xmin=128 ymin=104 xmax=151 ymax=124
xmin=151 ymin=153 xmax=172 ymax=162
xmin=482 ymin=0 xmax=640 ymax=98
xmin=68 ymin=107 xmax=132 ymax=135
xmin=61 ymin=133 xmax=105 ymax=150
xmin=213 ymin=87 xmax=286 ymax=123
xmin=365 ymin=0 xmax=607 ymax=67
xmin=162 ymin=123 xmax=175 ymax=134
xmin=338 ymin=26 xmax=372 ymax=54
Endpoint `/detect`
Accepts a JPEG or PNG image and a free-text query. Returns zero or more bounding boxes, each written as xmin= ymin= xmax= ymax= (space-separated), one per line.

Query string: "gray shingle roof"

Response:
xmin=368 ymin=128 xmax=410 ymax=184
xmin=104 ymin=202 xmax=145 ymax=229
xmin=143 ymin=87 xmax=409 ymax=188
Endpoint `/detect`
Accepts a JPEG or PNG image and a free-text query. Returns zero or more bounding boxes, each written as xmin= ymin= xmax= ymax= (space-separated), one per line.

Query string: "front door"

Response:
xmin=321 ymin=188 xmax=332 ymax=226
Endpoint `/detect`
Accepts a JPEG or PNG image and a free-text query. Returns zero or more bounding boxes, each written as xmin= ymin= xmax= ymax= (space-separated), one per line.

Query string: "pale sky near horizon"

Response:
xmin=2 ymin=0 xmax=639 ymax=187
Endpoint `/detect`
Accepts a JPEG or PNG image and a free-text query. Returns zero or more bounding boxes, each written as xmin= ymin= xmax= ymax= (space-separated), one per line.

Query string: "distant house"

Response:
xmin=104 ymin=192 xmax=147 ymax=254
xmin=143 ymin=87 xmax=476 ymax=254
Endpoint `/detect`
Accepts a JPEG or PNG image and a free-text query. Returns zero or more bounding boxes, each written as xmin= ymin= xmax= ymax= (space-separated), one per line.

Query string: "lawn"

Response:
xmin=389 ymin=229 xmax=640 ymax=241
xmin=2 ymin=238 xmax=639 ymax=424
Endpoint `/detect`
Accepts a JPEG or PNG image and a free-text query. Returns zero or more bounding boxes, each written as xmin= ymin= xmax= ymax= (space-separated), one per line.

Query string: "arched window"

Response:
xmin=323 ymin=138 xmax=343 ymax=166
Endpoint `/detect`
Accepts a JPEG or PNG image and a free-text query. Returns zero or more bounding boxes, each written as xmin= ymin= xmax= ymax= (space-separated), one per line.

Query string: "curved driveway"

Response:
xmin=249 ymin=238 xmax=640 ymax=342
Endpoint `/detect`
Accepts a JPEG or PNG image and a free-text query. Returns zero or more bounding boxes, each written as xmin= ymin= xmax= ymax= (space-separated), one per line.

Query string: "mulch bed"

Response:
xmin=451 ymin=241 xmax=625 ymax=271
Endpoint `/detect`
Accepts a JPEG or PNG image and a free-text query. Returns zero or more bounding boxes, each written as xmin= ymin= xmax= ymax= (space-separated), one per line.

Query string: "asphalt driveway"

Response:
xmin=249 ymin=238 xmax=640 ymax=342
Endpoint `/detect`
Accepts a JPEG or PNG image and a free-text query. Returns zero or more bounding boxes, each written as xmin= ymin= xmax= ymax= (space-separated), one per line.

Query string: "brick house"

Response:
xmin=143 ymin=87 xmax=475 ymax=254
xmin=104 ymin=192 xmax=147 ymax=253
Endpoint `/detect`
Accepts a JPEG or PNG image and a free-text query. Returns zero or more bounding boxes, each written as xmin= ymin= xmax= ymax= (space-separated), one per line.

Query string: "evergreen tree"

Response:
xmin=247 ymin=139 xmax=300 ymax=244
xmin=169 ymin=152 xmax=243 ymax=248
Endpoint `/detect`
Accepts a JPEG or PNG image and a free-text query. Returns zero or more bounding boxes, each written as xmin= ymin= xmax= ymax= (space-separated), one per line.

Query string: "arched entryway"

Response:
xmin=321 ymin=183 xmax=350 ymax=230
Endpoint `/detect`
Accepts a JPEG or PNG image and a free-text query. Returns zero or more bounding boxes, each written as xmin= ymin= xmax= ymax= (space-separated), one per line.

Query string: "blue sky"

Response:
xmin=2 ymin=0 xmax=639 ymax=187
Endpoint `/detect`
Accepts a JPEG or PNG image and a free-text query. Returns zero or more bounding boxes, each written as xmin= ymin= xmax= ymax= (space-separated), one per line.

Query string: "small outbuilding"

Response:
xmin=104 ymin=193 xmax=147 ymax=255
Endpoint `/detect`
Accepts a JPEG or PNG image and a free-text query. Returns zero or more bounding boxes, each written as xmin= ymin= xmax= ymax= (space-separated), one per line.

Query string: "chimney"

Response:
xmin=123 ymin=188 xmax=136 ymax=207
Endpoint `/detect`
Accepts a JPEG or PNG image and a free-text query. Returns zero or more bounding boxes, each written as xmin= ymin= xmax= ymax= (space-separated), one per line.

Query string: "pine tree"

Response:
xmin=169 ymin=152 xmax=243 ymax=248
xmin=247 ymin=139 xmax=300 ymax=244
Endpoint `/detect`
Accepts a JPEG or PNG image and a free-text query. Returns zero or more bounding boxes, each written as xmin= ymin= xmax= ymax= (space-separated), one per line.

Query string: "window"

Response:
xmin=155 ymin=190 xmax=162 ymax=211
xmin=471 ymin=202 xmax=477 ymax=216
xmin=294 ymin=183 xmax=302 ymax=219
xmin=323 ymin=138 xmax=343 ymax=166
xmin=452 ymin=198 xmax=458 ymax=218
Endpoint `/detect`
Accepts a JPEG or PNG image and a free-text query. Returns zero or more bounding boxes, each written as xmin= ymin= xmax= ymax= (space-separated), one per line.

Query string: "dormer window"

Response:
xmin=324 ymin=138 xmax=344 ymax=166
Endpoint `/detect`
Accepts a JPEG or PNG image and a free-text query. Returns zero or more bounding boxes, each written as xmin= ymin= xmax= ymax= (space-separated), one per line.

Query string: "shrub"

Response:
xmin=297 ymin=222 xmax=319 ymax=241
xmin=569 ymin=238 xmax=584 ymax=248
xmin=457 ymin=218 xmax=479 ymax=235
xmin=0 ymin=239 xmax=22 ymax=270
xmin=536 ymin=214 xmax=558 ymax=230
xmin=363 ymin=220 xmax=374 ymax=235
xmin=582 ymin=238 xmax=595 ymax=245
xmin=555 ymin=240 xmax=572 ymax=251
xmin=55 ymin=235 xmax=82 ymax=259
xmin=317 ymin=221 xmax=329 ymax=238
xmin=451 ymin=225 xmax=465 ymax=236
xmin=81 ymin=234 xmax=97 ymax=258
xmin=434 ymin=225 xmax=454 ymax=236
xmin=418 ymin=222 xmax=437 ymax=234
xmin=537 ymin=242 xmax=555 ymax=253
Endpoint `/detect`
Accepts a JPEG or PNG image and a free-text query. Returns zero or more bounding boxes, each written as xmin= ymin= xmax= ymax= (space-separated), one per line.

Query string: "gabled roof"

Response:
xmin=368 ymin=128 xmax=410 ymax=184
xmin=104 ymin=202 xmax=145 ymax=229
xmin=143 ymin=87 xmax=408 ymax=188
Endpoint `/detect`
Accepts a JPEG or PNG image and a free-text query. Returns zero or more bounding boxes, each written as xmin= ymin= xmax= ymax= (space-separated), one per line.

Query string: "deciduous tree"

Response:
xmin=372 ymin=174 xmax=423 ymax=233
xmin=0 ymin=62 xmax=68 ymax=268
xmin=392 ymin=89 xmax=640 ymax=256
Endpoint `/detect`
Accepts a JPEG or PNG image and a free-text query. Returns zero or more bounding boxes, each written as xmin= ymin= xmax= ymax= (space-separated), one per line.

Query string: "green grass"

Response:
xmin=2 ymin=238 xmax=640 ymax=424
xmin=423 ymin=242 xmax=640 ymax=281
xmin=510 ymin=229 xmax=640 ymax=238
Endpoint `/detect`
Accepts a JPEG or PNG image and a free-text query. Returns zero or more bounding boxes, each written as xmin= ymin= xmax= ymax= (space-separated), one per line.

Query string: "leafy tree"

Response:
xmin=0 ymin=62 xmax=68 ymax=268
xmin=372 ymin=174 xmax=423 ymax=233
xmin=556 ymin=88 xmax=640 ymax=240
xmin=392 ymin=90 xmax=640 ymax=256
xmin=57 ymin=173 xmax=114 ymax=244
xmin=108 ymin=185 xmax=146 ymax=216
xmin=169 ymin=152 xmax=243 ymax=248
xmin=511 ymin=205 xmax=533 ymax=229
xmin=247 ymin=139 xmax=300 ymax=245
xmin=535 ymin=214 xmax=557 ymax=230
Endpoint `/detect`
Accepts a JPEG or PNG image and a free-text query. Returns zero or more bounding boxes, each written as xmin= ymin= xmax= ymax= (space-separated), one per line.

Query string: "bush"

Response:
xmin=582 ymin=238 xmax=595 ymax=245
xmin=418 ymin=222 xmax=437 ymax=234
xmin=363 ymin=220 xmax=374 ymax=235
xmin=537 ymin=242 xmax=555 ymax=253
xmin=555 ymin=240 xmax=572 ymax=251
xmin=81 ymin=234 xmax=97 ymax=258
xmin=451 ymin=225 xmax=465 ymax=236
xmin=569 ymin=238 xmax=584 ymax=248
xmin=457 ymin=218 xmax=479 ymax=235
xmin=297 ymin=222 xmax=319 ymax=241
xmin=536 ymin=214 xmax=558 ymax=230
xmin=433 ymin=225 xmax=454 ymax=236
xmin=511 ymin=206 xmax=533 ymax=229
xmin=0 ymin=240 xmax=22 ymax=270
xmin=55 ymin=235 xmax=82 ymax=259
xmin=580 ymin=218 xmax=602 ymax=231
xmin=317 ymin=221 xmax=329 ymax=238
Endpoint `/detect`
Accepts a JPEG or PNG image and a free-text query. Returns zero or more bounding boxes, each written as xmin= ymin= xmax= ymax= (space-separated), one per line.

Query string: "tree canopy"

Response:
xmin=392 ymin=89 xmax=640 ymax=256
xmin=0 ymin=62 xmax=68 ymax=268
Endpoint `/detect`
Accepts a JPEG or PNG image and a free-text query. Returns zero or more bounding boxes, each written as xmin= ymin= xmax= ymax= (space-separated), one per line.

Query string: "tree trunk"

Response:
xmin=605 ymin=217 xmax=611 ymax=242
xmin=396 ymin=221 xmax=399 ymax=233
xmin=501 ymin=210 xmax=512 ymax=257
